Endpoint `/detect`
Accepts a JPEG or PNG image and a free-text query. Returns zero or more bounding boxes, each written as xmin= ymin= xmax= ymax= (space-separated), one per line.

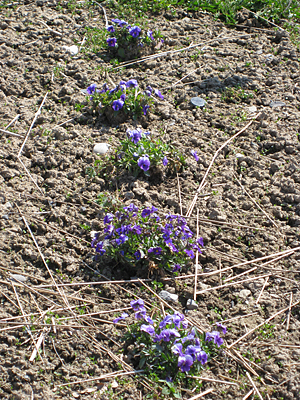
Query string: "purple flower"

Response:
xmin=197 ymin=237 xmax=204 ymax=247
xmin=158 ymin=328 xmax=180 ymax=342
xmin=172 ymin=343 xmax=183 ymax=356
xmin=104 ymin=224 xmax=114 ymax=234
xmin=172 ymin=312 xmax=185 ymax=328
xmin=95 ymin=242 xmax=106 ymax=256
xmin=112 ymin=99 xmax=124 ymax=111
xmin=123 ymin=203 xmax=139 ymax=213
xmin=120 ymin=93 xmax=126 ymax=102
xmin=137 ymin=156 xmax=150 ymax=171
xmin=154 ymin=89 xmax=164 ymax=100
xmin=115 ymin=234 xmax=128 ymax=245
xmin=184 ymin=249 xmax=195 ymax=259
xmin=159 ymin=315 xmax=173 ymax=329
xmin=147 ymin=30 xmax=154 ymax=40
xmin=87 ymin=84 xmax=97 ymax=95
xmin=126 ymin=79 xmax=138 ymax=88
xmin=185 ymin=345 xmax=200 ymax=361
xmin=191 ymin=150 xmax=199 ymax=162
xmin=145 ymin=85 xmax=153 ymax=97
xmin=91 ymin=233 xmax=99 ymax=248
xmin=132 ymin=225 xmax=142 ymax=235
xmin=134 ymin=250 xmax=141 ymax=260
xmin=148 ymin=247 xmax=162 ymax=256
xmin=100 ymin=83 xmax=109 ymax=93
xmin=131 ymin=130 xmax=142 ymax=144
xmin=104 ymin=213 xmax=114 ymax=224
xmin=141 ymin=208 xmax=151 ymax=218
xmin=144 ymin=315 xmax=154 ymax=325
xmin=119 ymin=250 xmax=124 ymax=256
xmin=162 ymin=156 xmax=168 ymax=166
xmin=112 ymin=18 xmax=127 ymax=27
xmin=130 ymin=299 xmax=144 ymax=311
xmin=141 ymin=324 xmax=155 ymax=336
xmin=166 ymin=240 xmax=178 ymax=253
xmin=178 ymin=355 xmax=194 ymax=372
xmin=135 ymin=307 xmax=147 ymax=320
xmin=216 ymin=323 xmax=227 ymax=335
xmin=107 ymin=37 xmax=117 ymax=47
xmin=113 ymin=312 xmax=128 ymax=324
xmin=182 ymin=329 xmax=195 ymax=343
xmin=129 ymin=26 xmax=141 ymax=38
xmin=205 ymin=331 xmax=224 ymax=347
xmin=107 ymin=25 xmax=115 ymax=33
xmin=197 ymin=351 xmax=208 ymax=365
xmin=142 ymin=104 xmax=150 ymax=116
xmin=172 ymin=264 xmax=181 ymax=272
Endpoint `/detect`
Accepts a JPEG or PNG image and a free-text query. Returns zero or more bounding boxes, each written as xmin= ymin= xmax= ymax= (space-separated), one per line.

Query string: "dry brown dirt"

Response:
xmin=0 ymin=1 xmax=300 ymax=399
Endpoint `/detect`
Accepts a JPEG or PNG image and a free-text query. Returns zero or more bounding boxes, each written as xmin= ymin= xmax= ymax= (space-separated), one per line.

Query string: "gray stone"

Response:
xmin=159 ymin=290 xmax=178 ymax=303
xmin=270 ymin=100 xmax=286 ymax=108
xmin=190 ymin=97 xmax=206 ymax=108
xmin=10 ymin=274 xmax=27 ymax=283
xmin=186 ymin=299 xmax=198 ymax=310
xmin=239 ymin=289 xmax=251 ymax=299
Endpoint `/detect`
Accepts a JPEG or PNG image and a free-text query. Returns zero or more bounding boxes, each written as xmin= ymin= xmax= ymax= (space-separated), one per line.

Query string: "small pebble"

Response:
xmin=235 ymin=153 xmax=244 ymax=159
xmin=186 ymin=299 xmax=198 ymax=310
xmin=93 ymin=143 xmax=110 ymax=155
xmin=270 ymin=101 xmax=286 ymax=108
xmin=248 ymin=105 xmax=257 ymax=113
xmin=10 ymin=274 xmax=27 ymax=283
xmin=62 ymin=45 xmax=79 ymax=56
xmin=158 ymin=290 xmax=178 ymax=303
xmin=2 ymin=215 xmax=9 ymax=220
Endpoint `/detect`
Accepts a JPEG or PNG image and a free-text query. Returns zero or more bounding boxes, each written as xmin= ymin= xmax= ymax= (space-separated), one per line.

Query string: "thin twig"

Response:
xmin=286 ymin=292 xmax=293 ymax=331
xmin=228 ymin=299 xmax=300 ymax=348
xmin=256 ymin=277 xmax=269 ymax=304
xmin=0 ymin=128 xmax=23 ymax=138
xmin=18 ymin=92 xmax=48 ymax=157
xmin=188 ymin=389 xmax=214 ymax=400
xmin=246 ymin=372 xmax=263 ymax=400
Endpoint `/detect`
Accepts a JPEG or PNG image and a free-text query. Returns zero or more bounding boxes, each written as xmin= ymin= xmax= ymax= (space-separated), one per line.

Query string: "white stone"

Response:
xmin=186 ymin=299 xmax=198 ymax=310
xmin=159 ymin=290 xmax=178 ymax=303
xmin=93 ymin=143 xmax=110 ymax=155
xmin=63 ymin=45 xmax=79 ymax=56
xmin=248 ymin=105 xmax=257 ymax=113
xmin=235 ymin=153 xmax=244 ymax=159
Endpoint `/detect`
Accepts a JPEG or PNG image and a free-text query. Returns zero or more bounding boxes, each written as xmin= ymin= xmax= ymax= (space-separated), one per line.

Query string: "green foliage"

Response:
xmin=221 ymin=86 xmax=253 ymax=103
xmin=89 ymin=128 xmax=185 ymax=180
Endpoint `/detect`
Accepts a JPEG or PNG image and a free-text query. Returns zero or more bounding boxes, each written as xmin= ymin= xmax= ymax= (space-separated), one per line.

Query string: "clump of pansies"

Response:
xmin=105 ymin=18 xmax=163 ymax=59
xmin=92 ymin=127 xmax=185 ymax=178
xmin=91 ymin=203 xmax=204 ymax=274
xmin=113 ymin=299 xmax=226 ymax=396
xmin=86 ymin=79 xmax=163 ymax=121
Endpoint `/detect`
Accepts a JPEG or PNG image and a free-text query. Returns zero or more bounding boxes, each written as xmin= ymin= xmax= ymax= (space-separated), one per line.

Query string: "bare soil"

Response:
xmin=0 ymin=2 xmax=300 ymax=399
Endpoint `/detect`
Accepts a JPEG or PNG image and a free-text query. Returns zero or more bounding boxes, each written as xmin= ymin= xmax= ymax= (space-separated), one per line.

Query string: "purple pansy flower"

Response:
xmin=130 ymin=299 xmax=144 ymax=311
xmin=87 ymin=84 xmax=97 ymax=95
xmin=107 ymin=25 xmax=115 ymax=33
xmin=107 ymin=37 xmax=117 ymax=47
xmin=142 ymin=104 xmax=150 ymax=115
xmin=104 ymin=213 xmax=114 ymax=224
xmin=172 ymin=264 xmax=181 ymax=272
xmin=154 ymin=89 xmax=164 ymax=100
xmin=131 ymin=129 xmax=142 ymax=144
xmin=137 ymin=156 xmax=150 ymax=171
xmin=129 ymin=26 xmax=141 ymax=38
xmin=205 ymin=331 xmax=224 ymax=347
xmin=172 ymin=343 xmax=183 ymax=356
xmin=134 ymin=250 xmax=141 ymax=260
xmin=126 ymin=79 xmax=138 ymax=88
xmin=197 ymin=237 xmax=204 ymax=247
xmin=120 ymin=93 xmax=126 ymax=102
xmin=144 ymin=315 xmax=154 ymax=325
xmin=113 ymin=312 xmax=128 ymax=324
xmin=141 ymin=324 xmax=155 ymax=336
xmin=148 ymin=247 xmax=162 ymax=255
xmin=197 ymin=350 xmax=208 ymax=365
xmin=216 ymin=323 xmax=227 ymax=335
xmin=184 ymin=249 xmax=195 ymax=259
xmin=162 ymin=156 xmax=168 ymax=166
xmin=135 ymin=307 xmax=147 ymax=320
xmin=178 ymin=354 xmax=194 ymax=372
xmin=112 ymin=98 xmax=124 ymax=111
xmin=147 ymin=30 xmax=154 ymax=40
xmin=191 ymin=150 xmax=199 ymax=162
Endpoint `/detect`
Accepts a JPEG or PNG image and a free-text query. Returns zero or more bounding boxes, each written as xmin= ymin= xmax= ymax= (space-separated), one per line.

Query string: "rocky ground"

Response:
xmin=0 ymin=1 xmax=300 ymax=399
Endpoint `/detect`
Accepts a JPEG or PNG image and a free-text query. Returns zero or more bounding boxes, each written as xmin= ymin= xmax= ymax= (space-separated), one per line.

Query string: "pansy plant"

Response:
xmin=113 ymin=299 xmax=226 ymax=397
xmin=86 ymin=79 xmax=164 ymax=122
xmin=91 ymin=204 xmax=204 ymax=275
